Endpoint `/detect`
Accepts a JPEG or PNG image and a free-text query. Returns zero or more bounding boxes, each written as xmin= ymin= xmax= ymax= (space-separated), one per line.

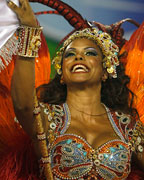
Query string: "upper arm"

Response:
xmin=11 ymin=56 xmax=35 ymax=136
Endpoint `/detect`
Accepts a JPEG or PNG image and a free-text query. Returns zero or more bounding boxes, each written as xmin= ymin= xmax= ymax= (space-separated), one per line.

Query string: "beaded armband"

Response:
xmin=17 ymin=25 xmax=43 ymax=57
xmin=129 ymin=121 xmax=144 ymax=153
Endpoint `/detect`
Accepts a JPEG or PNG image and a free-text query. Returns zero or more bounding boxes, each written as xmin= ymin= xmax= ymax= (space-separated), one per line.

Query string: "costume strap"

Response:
xmin=34 ymin=91 xmax=53 ymax=180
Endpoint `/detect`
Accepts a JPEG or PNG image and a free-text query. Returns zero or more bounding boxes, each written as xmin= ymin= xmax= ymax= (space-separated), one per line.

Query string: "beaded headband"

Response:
xmin=52 ymin=27 xmax=119 ymax=78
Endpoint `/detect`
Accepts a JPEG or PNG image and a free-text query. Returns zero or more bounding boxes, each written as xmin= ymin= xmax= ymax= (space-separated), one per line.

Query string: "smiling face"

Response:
xmin=61 ymin=38 xmax=106 ymax=86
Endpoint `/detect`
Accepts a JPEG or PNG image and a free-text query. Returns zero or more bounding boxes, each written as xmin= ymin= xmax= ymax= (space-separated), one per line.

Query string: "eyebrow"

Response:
xmin=66 ymin=47 xmax=97 ymax=51
xmin=84 ymin=47 xmax=97 ymax=50
xmin=65 ymin=48 xmax=76 ymax=51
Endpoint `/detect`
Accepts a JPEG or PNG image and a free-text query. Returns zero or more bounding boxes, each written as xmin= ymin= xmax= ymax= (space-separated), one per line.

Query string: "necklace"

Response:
xmin=68 ymin=103 xmax=109 ymax=117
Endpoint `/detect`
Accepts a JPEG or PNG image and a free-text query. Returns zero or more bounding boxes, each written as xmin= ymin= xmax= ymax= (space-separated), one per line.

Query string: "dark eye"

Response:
xmin=85 ymin=51 xmax=98 ymax=56
xmin=64 ymin=52 xmax=75 ymax=58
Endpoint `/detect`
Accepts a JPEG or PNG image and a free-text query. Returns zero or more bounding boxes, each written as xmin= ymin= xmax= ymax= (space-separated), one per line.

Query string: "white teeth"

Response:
xmin=74 ymin=69 xmax=86 ymax=72
xmin=72 ymin=65 xmax=88 ymax=72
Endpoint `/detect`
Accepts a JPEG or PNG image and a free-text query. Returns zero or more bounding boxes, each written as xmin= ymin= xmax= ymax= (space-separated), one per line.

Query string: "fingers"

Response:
xmin=19 ymin=0 xmax=28 ymax=10
xmin=7 ymin=0 xmax=20 ymax=14
xmin=7 ymin=0 xmax=38 ymax=26
xmin=19 ymin=0 xmax=28 ymax=4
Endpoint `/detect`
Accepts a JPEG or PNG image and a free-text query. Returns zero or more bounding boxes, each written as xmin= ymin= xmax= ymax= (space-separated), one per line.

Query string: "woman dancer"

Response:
xmin=0 ymin=0 xmax=144 ymax=179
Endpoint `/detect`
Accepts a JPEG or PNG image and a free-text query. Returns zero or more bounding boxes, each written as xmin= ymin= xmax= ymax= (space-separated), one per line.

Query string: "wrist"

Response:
xmin=17 ymin=25 xmax=43 ymax=58
xmin=20 ymin=19 xmax=39 ymax=28
xmin=20 ymin=17 xmax=39 ymax=28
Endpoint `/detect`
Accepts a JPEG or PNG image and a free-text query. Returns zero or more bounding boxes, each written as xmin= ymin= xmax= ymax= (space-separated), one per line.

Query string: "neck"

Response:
xmin=66 ymin=83 xmax=105 ymax=116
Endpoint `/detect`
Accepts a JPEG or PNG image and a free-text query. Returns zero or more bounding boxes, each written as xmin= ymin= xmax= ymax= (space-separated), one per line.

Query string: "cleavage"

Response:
xmin=65 ymin=116 xmax=121 ymax=150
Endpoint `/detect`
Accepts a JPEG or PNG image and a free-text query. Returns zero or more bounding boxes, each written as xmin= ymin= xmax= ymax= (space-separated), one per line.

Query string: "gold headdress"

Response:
xmin=52 ymin=27 xmax=119 ymax=78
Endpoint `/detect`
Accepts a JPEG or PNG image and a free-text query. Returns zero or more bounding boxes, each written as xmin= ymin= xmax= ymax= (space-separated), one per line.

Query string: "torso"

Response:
xmin=39 ymin=103 xmax=136 ymax=180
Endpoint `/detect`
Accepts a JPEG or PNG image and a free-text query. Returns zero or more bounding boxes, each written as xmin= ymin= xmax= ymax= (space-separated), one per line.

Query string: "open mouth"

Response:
xmin=71 ymin=64 xmax=89 ymax=73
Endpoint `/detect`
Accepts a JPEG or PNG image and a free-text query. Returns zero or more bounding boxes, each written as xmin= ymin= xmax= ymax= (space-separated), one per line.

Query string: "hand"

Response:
xmin=7 ymin=0 xmax=38 ymax=27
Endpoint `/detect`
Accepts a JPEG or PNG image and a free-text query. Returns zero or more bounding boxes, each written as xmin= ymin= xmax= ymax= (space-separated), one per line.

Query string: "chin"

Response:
xmin=72 ymin=77 xmax=89 ymax=83
xmin=69 ymin=79 xmax=91 ymax=86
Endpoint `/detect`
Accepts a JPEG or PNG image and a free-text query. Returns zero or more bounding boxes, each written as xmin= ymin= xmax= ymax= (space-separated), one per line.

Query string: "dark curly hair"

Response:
xmin=37 ymin=52 xmax=138 ymax=120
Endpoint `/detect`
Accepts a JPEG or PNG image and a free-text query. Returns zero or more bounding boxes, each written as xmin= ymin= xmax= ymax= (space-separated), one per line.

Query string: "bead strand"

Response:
xmin=33 ymin=91 xmax=53 ymax=180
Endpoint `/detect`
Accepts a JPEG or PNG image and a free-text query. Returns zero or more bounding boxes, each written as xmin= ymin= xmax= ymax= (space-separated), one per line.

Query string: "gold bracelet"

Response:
xmin=17 ymin=25 xmax=43 ymax=57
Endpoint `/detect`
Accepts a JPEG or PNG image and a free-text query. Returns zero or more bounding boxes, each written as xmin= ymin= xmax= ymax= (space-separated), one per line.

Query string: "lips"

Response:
xmin=71 ymin=64 xmax=89 ymax=73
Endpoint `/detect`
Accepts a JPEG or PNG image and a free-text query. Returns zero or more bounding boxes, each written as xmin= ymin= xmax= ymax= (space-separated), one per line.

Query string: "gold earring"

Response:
xmin=102 ymin=73 xmax=108 ymax=82
xmin=102 ymin=78 xmax=107 ymax=82
xmin=60 ymin=79 xmax=65 ymax=84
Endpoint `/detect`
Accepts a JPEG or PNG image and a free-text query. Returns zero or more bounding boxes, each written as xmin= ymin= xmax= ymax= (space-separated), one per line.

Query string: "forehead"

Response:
xmin=65 ymin=38 xmax=100 ymax=50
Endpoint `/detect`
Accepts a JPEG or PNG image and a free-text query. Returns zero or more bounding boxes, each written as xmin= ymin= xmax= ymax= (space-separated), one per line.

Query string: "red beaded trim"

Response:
xmin=33 ymin=105 xmax=41 ymax=115
xmin=37 ymin=132 xmax=46 ymax=141
xmin=41 ymin=156 xmax=51 ymax=164
xmin=18 ymin=25 xmax=43 ymax=57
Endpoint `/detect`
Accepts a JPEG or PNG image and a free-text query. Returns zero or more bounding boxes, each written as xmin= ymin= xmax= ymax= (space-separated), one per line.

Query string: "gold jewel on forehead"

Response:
xmin=52 ymin=28 xmax=119 ymax=78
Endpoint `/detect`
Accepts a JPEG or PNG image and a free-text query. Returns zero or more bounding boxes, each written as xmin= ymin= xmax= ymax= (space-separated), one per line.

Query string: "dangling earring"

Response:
xmin=102 ymin=77 xmax=107 ymax=82
xmin=60 ymin=77 xmax=65 ymax=85
xmin=102 ymin=72 xmax=108 ymax=82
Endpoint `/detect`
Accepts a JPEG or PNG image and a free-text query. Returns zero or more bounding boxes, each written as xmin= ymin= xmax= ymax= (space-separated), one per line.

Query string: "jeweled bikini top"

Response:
xmin=39 ymin=103 xmax=144 ymax=180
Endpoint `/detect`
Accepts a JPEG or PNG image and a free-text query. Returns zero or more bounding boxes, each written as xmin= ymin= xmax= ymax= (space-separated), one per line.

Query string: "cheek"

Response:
xmin=90 ymin=59 xmax=104 ymax=76
xmin=90 ymin=57 xmax=103 ymax=68
xmin=61 ymin=61 xmax=70 ymax=81
xmin=62 ymin=57 xmax=73 ymax=72
xmin=61 ymin=59 xmax=67 ymax=72
xmin=62 ymin=58 xmax=70 ymax=68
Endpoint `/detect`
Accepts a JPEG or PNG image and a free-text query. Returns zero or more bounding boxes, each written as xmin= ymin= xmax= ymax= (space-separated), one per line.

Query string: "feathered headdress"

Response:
xmin=0 ymin=1 xmax=143 ymax=180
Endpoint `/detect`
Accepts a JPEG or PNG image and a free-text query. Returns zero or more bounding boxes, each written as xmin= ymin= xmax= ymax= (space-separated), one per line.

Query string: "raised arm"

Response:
xmin=9 ymin=0 xmax=41 ymax=136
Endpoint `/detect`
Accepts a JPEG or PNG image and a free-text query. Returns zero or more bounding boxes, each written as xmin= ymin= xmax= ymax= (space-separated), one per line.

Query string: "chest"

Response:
xmin=66 ymin=116 xmax=120 ymax=149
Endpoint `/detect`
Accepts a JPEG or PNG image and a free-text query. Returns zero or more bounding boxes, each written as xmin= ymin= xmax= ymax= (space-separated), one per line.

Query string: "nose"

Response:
xmin=75 ymin=54 xmax=84 ymax=61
